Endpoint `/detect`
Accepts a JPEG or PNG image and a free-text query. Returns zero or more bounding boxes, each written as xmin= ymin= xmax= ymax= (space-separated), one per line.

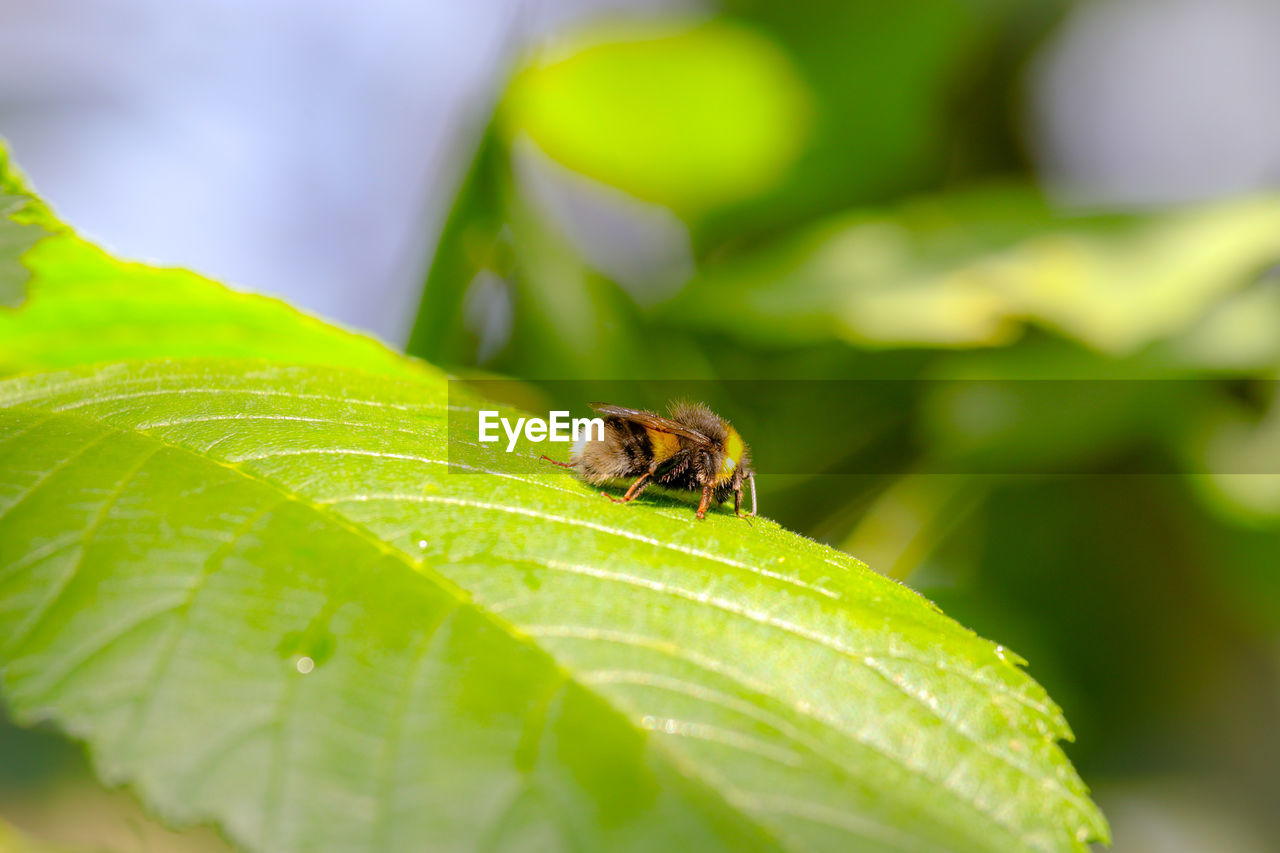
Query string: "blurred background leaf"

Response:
xmin=665 ymin=188 xmax=1280 ymax=354
xmin=502 ymin=20 xmax=811 ymax=216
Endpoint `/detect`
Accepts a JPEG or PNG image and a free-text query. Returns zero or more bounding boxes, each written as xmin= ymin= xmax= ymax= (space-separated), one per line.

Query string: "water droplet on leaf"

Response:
xmin=277 ymin=619 xmax=336 ymax=667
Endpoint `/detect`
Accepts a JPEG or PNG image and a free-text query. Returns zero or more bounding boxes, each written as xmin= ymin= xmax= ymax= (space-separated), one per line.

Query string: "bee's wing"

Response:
xmin=589 ymin=402 xmax=715 ymax=447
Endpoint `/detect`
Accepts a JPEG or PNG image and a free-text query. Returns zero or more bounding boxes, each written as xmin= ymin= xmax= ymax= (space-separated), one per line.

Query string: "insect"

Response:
xmin=543 ymin=400 xmax=756 ymax=520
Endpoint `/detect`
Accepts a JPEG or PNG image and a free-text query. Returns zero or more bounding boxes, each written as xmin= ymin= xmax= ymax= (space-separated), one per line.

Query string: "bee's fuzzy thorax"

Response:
xmin=666 ymin=400 xmax=729 ymax=443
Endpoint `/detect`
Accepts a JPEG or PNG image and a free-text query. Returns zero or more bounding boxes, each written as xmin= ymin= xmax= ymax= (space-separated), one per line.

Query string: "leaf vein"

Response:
xmin=532 ymin=555 xmax=1087 ymax=819
xmin=122 ymin=496 xmax=288 ymax=752
xmin=524 ymin=624 xmax=1026 ymax=844
xmin=320 ymin=493 xmax=840 ymax=600
xmin=530 ymin=557 xmax=1056 ymax=724
xmin=4 ymin=441 xmax=161 ymax=656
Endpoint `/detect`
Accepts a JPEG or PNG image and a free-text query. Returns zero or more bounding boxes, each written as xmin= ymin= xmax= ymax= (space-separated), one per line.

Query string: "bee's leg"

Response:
xmin=734 ymin=486 xmax=753 ymax=525
xmin=652 ymin=449 xmax=690 ymax=479
xmin=604 ymin=472 xmax=651 ymax=504
xmin=540 ymin=454 xmax=574 ymax=469
xmin=695 ymin=484 xmax=713 ymax=520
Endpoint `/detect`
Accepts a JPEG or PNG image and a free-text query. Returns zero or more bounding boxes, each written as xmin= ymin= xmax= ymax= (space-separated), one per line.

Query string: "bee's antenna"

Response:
xmin=748 ymin=474 xmax=757 ymax=517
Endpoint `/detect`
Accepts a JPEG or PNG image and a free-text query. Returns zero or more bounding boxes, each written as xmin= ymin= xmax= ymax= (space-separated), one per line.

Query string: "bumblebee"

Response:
xmin=544 ymin=401 xmax=756 ymax=520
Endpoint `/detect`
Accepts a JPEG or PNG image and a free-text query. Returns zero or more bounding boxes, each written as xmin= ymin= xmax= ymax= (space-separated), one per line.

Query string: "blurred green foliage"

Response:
xmin=407 ymin=2 xmax=1280 ymax=849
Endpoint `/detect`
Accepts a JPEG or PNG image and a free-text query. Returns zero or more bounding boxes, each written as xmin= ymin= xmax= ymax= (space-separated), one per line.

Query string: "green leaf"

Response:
xmin=502 ymin=20 xmax=811 ymax=216
xmin=0 ymin=140 xmax=417 ymax=380
xmin=0 ymin=236 xmax=424 ymax=379
xmin=0 ymin=146 xmax=59 ymax=309
xmin=0 ymin=359 xmax=1105 ymax=852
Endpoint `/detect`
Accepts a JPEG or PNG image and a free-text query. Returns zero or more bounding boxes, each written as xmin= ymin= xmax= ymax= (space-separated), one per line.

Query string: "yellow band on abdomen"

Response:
xmin=646 ymin=429 xmax=681 ymax=463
